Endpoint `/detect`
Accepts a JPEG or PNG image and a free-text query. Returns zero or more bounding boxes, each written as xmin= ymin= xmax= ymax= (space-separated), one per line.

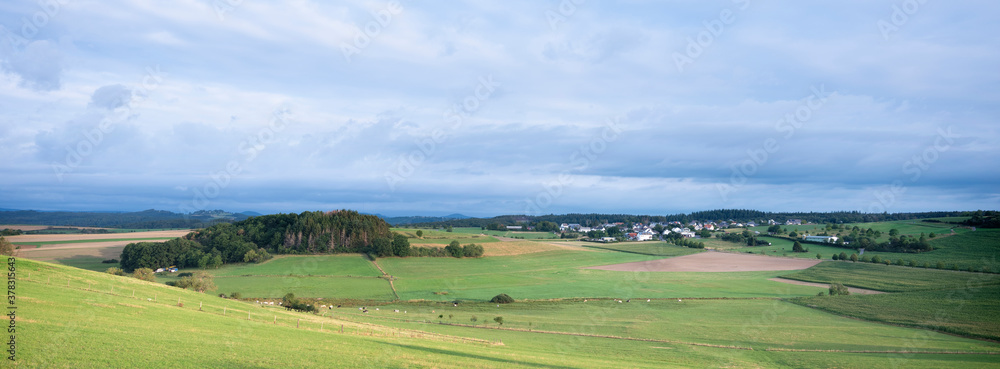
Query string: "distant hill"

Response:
xmin=0 ymin=209 xmax=250 ymax=229
xmin=382 ymin=213 xmax=470 ymax=225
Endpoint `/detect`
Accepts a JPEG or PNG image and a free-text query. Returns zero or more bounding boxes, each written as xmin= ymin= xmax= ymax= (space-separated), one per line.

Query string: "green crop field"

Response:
xmin=208 ymin=255 xmax=382 ymax=277
xmin=380 ymin=249 xmax=826 ymax=301
xmin=781 ymin=261 xmax=1000 ymax=292
xmin=18 ymin=258 xmax=1000 ymax=368
xmin=713 ymin=226 xmax=999 ymax=272
xmin=794 ymin=284 xmax=1000 ymax=341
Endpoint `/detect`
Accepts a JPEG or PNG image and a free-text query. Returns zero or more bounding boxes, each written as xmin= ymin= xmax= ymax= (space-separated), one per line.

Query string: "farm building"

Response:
xmin=803 ymin=235 xmax=838 ymax=243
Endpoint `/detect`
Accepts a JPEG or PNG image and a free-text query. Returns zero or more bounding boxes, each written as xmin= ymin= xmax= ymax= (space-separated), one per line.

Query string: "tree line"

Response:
xmin=404 ymin=210 xmax=967 ymax=229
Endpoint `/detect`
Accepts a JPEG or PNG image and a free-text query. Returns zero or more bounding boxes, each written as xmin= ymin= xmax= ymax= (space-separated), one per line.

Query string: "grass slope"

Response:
xmin=793 ymin=284 xmax=1000 ymax=341
xmin=781 ymin=261 xmax=1000 ymax=292
xmin=17 ymin=258 xmax=1000 ymax=368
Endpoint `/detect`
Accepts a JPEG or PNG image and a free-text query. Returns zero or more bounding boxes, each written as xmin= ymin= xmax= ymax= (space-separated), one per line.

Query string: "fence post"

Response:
xmin=224 ymin=307 xmax=227 ymax=316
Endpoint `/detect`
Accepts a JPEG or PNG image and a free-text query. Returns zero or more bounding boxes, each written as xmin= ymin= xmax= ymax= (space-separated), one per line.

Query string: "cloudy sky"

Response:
xmin=1 ymin=0 xmax=998 ymax=217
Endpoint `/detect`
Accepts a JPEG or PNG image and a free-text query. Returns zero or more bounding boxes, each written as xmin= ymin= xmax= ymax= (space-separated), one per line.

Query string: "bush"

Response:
xmin=462 ymin=244 xmax=485 ymax=258
xmin=908 ymin=260 xmax=918 ymax=267
xmin=829 ymin=283 xmax=850 ymax=296
xmin=831 ymin=253 xmax=839 ymax=261
xmin=792 ymin=241 xmax=805 ymax=253
xmin=101 ymin=259 xmax=119 ymax=264
xmin=849 ymin=254 xmax=858 ymax=262
xmin=132 ymin=268 xmax=156 ymax=282
xmin=229 ymin=292 xmax=242 ymax=299
xmin=415 ymin=230 xmax=423 ymax=238
xmin=895 ymin=259 xmax=905 ymax=266
xmin=177 ymin=272 xmax=194 ymax=278
xmin=174 ymin=271 xmax=216 ymax=293
xmin=816 ymin=253 xmax=822 ymax=260
xmin=884 ymin=260 xmax=891 ymax=265
xmin=105 ymin=267 xmax=126 ymax=276
xmin=936 ymin=261 xmax=944 ymax=269
xmin=490 ymin=293 xmax=514 ymax=304
xmin=871 ymin=255 xmax=882 ymax=264
xmin=445 ymin=241 xmax=463 ymax=258
xmin=494 ymin=316 xmax=504 ymax=325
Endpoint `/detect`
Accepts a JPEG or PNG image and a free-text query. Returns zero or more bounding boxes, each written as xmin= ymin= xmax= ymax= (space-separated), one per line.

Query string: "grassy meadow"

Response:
xmin=17 ymin=258 xmax=1000 ymax=368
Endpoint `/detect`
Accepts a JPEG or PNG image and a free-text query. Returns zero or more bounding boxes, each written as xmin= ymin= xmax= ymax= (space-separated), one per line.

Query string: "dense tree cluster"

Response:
xmin=719 ymin=230 xmax=770 ymax=246
xmin=120 ymin=210 xmax=403 ymax=271
xmin=965 ymin=210 xmax=1000 ymax=228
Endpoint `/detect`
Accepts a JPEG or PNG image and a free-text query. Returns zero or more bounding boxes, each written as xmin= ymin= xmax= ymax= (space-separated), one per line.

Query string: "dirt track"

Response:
xmin=767 ymin=278 xmax=886 ymax=294
xmin=585 ymin=251 xmax=823 ymax=272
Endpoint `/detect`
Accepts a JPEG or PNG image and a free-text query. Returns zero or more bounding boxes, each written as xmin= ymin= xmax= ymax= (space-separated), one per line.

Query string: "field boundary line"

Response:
xmin=370 ymin=258 xmax=400 ymax=301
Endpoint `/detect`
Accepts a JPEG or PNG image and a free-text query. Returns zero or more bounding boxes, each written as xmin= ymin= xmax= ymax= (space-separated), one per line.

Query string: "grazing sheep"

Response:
xmin=647 ymin=299 xmax=650 ymax=302
xmin=394 ymin=309 xmax=399 ymax=313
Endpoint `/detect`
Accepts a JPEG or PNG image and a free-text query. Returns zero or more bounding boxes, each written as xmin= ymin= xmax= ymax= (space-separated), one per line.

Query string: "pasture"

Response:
xmin=17 ymin=258 xmax=1000 ymax=368
xmin=780 ymin=261 xmax=1000 ymax=292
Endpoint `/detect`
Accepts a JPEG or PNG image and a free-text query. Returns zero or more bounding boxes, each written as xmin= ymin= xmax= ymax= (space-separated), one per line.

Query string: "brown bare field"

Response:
xmin=0 ymin=225 xmax=56 ymax=231
xmin=585 ymin=251 xmax=823 ymax=272
xmin=480 ymin=241 xmax=561 ymax=256
xmin=18 ymin=244 xmax=127 ymax=262
xmin=5 ymin=230 xmax=190 ymax=243
xmin=767 ymin=278 xmax=886 ymax=295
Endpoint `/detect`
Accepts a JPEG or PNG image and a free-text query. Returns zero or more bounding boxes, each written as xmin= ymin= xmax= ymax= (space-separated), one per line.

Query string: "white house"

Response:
xmin=636 ymin=234 xmax=653 ymax=241
xmin=804 ymin=235 xmax=838 ymax=243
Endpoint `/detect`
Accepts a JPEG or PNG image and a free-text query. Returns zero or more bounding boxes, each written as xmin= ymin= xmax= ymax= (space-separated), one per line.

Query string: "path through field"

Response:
xmin=767 ymin=278 xmax=886 ymax=294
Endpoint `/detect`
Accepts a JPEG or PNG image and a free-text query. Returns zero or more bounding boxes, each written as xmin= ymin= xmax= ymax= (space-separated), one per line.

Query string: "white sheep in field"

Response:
xmin=394 ymin=309 xmax=399 ymax=313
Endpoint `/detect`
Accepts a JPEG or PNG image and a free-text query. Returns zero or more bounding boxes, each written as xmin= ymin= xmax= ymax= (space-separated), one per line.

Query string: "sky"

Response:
xmin=1 ymin=0 xmax=998 ymax=217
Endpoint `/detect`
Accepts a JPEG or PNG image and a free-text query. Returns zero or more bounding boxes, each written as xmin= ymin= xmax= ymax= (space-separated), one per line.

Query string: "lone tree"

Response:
xmin=792 ymin=241 xmax=805 ymax=253
xmin=0 ymin=236 xmax=14 ymax=256
xmin=829 ymin=283 xmax=850 ymax=296
xmin=490 ymin=293 xmax=514 ymax=304
xmin=415 ymin=230 xmax=423 ymax=238
xmin=494 ymin=316 xmax=504 ymax=326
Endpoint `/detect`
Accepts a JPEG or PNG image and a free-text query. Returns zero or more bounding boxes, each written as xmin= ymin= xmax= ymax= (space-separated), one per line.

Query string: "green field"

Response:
xmin=781 ymin=261 xmax=1000 ymax=292
xmin=712 ymin=227 xmax=1000 ymax=272
xmin=18 ymin=258 xmax=1000 ymax=368
xmin=209 ymin=255 xmax=382 ymax=277
xmin=451 ymin=227 xmax=561 ymax=239
xmin=794 ymin=284 xmax=1000 ymax=341
xmin=381 ymin=249 xmax=825 ymax=301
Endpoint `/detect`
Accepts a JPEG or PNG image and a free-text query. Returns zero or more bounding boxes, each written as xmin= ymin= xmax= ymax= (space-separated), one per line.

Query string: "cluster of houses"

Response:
xmin=556 ymin=218 xmax=808 ymax=242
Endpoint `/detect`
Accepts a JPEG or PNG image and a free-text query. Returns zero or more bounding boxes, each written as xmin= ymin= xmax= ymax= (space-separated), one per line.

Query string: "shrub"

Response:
xmin=101 ymin=259 xmax=119 ymax=264
xmin=895 ymin=259 xmax=905 ymax=266
xmin=104 ymin=267 xmax=126 ymax=276
xmin=829 ymin=283 xmax=850 ymax=296
xmin=936 ymin=261 xmax=944 ymax=269
xmin=831 ymin=253 xmax=839 ymax=261
xmin=908 ymin=260 xmax=918 ymax=267
xmin=132 ymin=268 xmax=156 ymax=282
xmin=494 ymin=316 xmax=504 ymax=325
xmin=462 ymin=244 xmax=485 ymax=258
xmin=490 ymin=293 xmax=514 ymax=304
xmin=229 ymin=292 xmax=242 ymax=299
xmin=177 ymin=272 xmax=194 ymax=278
xmin=884 ymin=260 xmax=891 ymax=265
xmin=445 ymin=241 xmax=463 ymax=258
xmin=416 ymin=230 xmax=423 ymax=238
xmin=849 ymin=254 xmax=858 ymax=262
xmin=871 ymin=255 xmax=882 ymax=264
xmin=175 ymin=271 xmax=216 ymax=293
xmin=839 ymin=252 xmax=848 ymax=261
xmin=792 ymin=241 xmax=805 ymax=253
xmin=815 ymin=253 xmax=822 ymax=260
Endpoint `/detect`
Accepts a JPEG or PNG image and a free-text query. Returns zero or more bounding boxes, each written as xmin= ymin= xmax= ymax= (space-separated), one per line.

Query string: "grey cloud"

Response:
xmin=89 ymin=84 xmax=134 ymax=110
